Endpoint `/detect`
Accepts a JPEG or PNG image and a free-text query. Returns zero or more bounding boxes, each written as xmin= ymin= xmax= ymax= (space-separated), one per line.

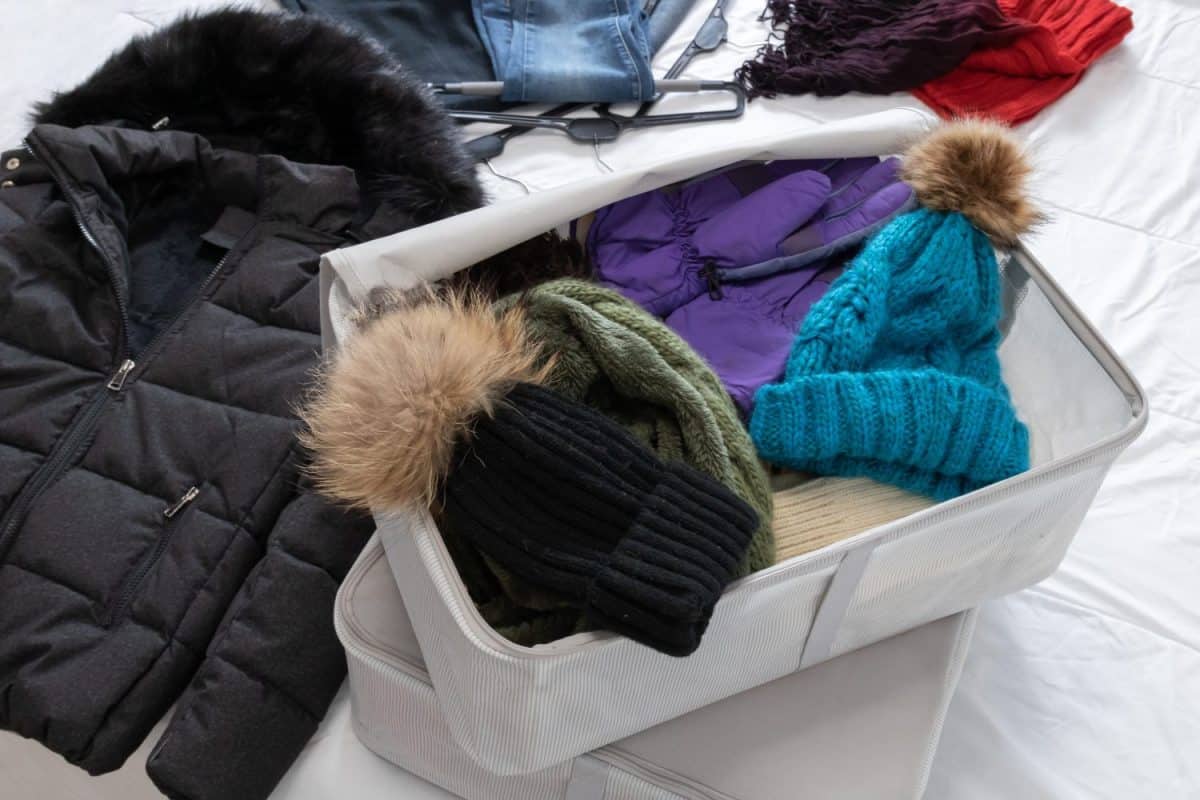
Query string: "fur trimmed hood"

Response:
xmin=33 ymin=8 xmax=481 ymax=222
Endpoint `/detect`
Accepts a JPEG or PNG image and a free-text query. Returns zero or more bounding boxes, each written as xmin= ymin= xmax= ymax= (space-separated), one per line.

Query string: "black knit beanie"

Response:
xmin=443 ymin=383 xmax=758 ymax=656
xmin=301 ymin=290 xmax=759 ymax=656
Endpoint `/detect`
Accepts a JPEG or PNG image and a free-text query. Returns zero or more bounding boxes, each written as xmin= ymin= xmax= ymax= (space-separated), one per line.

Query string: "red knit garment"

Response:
xmin=914 ymin=0 xmax=1133 ymax=124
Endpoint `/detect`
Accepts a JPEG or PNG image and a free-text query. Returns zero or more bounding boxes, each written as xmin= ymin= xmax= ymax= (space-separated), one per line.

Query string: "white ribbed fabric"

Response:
xmin=337 ymin=539 xmax=979 ymax=800
xmin=601 ymin=771 xmax=678 ymax=800
xmin=321 ymin=116 xmax=1146 ymax=775
xmin=566 ymin=757 xmax=611 ymax=800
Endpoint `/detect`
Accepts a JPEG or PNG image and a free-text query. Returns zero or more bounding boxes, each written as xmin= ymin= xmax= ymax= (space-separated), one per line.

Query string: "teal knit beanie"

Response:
xmin=750 ymin=120 xmax=1040 ymax=500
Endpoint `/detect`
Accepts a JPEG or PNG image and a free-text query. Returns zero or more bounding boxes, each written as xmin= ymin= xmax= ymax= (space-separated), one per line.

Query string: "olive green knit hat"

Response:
xmin=496 ymin=279 xmax=776 ymax=574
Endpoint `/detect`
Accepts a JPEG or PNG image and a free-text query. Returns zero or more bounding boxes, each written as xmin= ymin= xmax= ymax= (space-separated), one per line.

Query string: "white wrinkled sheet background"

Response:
xmin=1 ymin=0 xmax=1196 ymax=798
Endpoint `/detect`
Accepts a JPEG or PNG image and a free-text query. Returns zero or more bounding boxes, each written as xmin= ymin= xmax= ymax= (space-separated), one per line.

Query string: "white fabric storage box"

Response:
xmin=337 ymin=536 xmax=977 ymax=800
xmin=318 ymin=109 xmax=1148 ymax=775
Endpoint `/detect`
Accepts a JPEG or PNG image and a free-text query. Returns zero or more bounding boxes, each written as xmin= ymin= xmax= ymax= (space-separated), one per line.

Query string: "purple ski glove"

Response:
xmin=589 ymin=169 xmax=832 ymax=315
xmin=665 ymin=263 xmax=844 ymax=413
xmin=588 ymin=156 xmax=917 ymax=413
xmin=713 ymin=158 xmax=916 ymax=284
xmin=778 ymin=158 xmax=914 ymax=260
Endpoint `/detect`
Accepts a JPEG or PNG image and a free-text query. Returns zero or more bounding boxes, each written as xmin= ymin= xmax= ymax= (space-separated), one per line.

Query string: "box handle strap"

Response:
xmin=566 ymin=754 xmax=610 ymax=800
xmin=798 ymin=540 xmax=879 ymax=669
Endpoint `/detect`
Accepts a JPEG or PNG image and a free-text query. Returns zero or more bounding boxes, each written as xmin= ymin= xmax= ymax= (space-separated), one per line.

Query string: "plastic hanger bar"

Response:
xmin=432 ymin=79 xmax=732 ymax=97
xmin=445 ymin=82 xmax=745 ymax=146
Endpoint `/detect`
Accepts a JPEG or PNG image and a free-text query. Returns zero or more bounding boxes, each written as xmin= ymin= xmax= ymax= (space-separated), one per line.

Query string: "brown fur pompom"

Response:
xmin=299 ymin=288 xmax=552 ymax=511
xmin=901 ymin=119 xmax=1042 ymax=246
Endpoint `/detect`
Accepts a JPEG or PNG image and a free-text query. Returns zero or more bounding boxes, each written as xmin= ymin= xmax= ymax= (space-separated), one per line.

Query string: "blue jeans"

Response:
xmin=474 ymin=0 xmax=693 ymax=103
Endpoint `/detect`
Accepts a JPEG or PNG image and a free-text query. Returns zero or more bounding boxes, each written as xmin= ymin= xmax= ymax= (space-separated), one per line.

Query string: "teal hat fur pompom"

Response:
xmin=750 ymin=120 xmax=1040 ymax=500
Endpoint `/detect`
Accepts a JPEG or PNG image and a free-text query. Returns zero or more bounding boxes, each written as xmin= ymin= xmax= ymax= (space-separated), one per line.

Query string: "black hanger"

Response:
xmin=439 ymin=80 xmax=744 ymax=150
xmin=451 ymin=0 xmax=737 ymax=161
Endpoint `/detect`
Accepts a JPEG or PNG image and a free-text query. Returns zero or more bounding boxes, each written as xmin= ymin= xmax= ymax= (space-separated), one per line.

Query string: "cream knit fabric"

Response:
xmin=773 ymin=477 xmax=934 ymax=562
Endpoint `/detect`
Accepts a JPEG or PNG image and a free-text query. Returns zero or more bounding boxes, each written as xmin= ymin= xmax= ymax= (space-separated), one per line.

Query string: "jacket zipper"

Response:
xmin=0 ymin=365 xmax=129 ymax=559
xmin=0 ymin=139 xmax=152 ymax=560
xmin=3 ymin=138 xmax=251 ymax=568
xmin=107 ymin=359 xmax=135 ymax=391
xmin=163 ymin=485 xmax=200 ymax=518
xmin=129 ymin=245 xmax=237 ymax=371
xmin=83 ymin=242 xmax=238 ymax=398
xmin=23 ymin=137 xmax=132 ymax=356
xmin=105 ymin=485 xmax=200 ymax=626
xmin=23 ymin=136 xmax=243 ymax=385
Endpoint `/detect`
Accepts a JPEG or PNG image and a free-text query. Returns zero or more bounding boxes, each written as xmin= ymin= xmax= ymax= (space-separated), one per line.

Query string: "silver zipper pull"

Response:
xmin=107 ymin=359 xmax=135 ymax=392
xmin=164 ymin=486 xmax=199 ymax=518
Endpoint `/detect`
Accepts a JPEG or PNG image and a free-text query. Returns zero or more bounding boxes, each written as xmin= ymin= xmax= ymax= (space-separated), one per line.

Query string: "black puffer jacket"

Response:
xmin=0 ymin=10 xmax=479 ymax=800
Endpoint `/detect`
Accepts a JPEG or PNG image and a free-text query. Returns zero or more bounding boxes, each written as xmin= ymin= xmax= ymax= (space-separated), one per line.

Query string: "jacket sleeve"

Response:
xmin=145 ymin=485 xmax=373 ymax=800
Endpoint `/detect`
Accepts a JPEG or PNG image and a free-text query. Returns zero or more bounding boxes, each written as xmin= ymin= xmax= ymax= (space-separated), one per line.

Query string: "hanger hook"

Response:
xmin=592 ymin=136 xmax=614 ymax=173
xmin=482 ymin=159 xmax=531 ymax=195
xmin=724 ymin=37 xmax=770 ymax=50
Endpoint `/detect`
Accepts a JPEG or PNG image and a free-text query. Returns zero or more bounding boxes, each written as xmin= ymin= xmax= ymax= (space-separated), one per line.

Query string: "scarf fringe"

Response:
xmin=736 ymin=0 xmax=1023 ymax=98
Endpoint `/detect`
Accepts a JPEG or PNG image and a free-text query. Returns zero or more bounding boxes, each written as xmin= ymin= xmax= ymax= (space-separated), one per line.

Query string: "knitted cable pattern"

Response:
xmin=750 ymin=209 xmax=1029 ymax=500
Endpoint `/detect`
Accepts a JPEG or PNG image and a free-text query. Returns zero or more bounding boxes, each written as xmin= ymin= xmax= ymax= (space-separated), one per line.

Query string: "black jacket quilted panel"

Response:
xmin=0 ymin=10 xmax=480 ymax=800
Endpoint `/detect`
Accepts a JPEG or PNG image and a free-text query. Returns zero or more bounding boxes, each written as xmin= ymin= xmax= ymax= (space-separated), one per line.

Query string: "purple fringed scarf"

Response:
xmin=737 ymin=0 xmax=1029 ymax=98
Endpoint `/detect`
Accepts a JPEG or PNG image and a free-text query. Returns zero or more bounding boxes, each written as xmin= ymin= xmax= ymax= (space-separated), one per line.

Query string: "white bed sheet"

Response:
xmin=1 ymin=0 xmax=1196 ymax=798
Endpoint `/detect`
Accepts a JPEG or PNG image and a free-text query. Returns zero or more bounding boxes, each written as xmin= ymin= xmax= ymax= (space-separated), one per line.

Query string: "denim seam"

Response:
xmin=520 ymin=0 xmax=535 ymax=102
xmin=611 ymin=0 xmax=642 ymax=100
